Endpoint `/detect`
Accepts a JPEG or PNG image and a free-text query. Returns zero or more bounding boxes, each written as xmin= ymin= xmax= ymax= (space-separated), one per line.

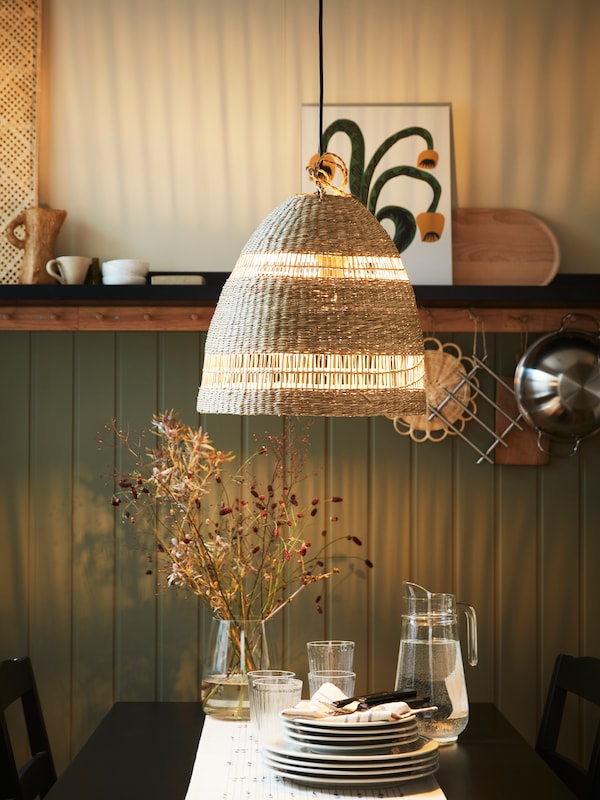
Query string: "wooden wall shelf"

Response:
xmin=0 ymin=274 xmax=598 ymax=332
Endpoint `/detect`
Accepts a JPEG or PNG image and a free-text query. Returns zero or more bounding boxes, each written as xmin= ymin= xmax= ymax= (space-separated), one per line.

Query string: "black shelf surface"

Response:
xmin=413 ymin=273 xmax=599 ymax=307
xmin=0 ymin=272 xmax=598 ymax=307
xmin=0 ymin=272 xmax=230 ymax=304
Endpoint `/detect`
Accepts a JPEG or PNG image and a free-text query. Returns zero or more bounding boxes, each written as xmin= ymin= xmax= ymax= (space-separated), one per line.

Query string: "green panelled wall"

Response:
xmin=1 ymin=329 xmax=599 ymax=774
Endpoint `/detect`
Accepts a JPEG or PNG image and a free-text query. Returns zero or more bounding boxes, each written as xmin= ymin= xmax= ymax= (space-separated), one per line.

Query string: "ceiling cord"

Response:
xmin=318 ymin=0 xmax=324 ymax=156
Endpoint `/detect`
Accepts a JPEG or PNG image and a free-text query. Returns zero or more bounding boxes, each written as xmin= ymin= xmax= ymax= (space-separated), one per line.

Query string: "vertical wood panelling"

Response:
xmin=413 ymin=436 xmax=455 ymax=589
xmin=496 ymin=461 xmax=540 ymax=741
xmin=0 ymin=333 xmax=31 ymax=659
xmin=369 ymin=415 xmax=413 ymax=690
xmin=453 ymin=427 xmax=497 ymax=703
xmin=329 ymin=418 xmax=371 ymax=694
xmin=2 ymin=329 xmax=600 ymax=774
xmin=539 ymin=458 xmax=581 ymax=762
xmin=71 ymin=332 xmax=118 ymax=753
xmin=0 ymin=332 xmax=32 ymax=768
xmin=242 ymin=415 xmax=287 ymax=668
xmin=493 ymin=333 xmax=540 ymax=741
xmin=156 ymin=333 xmax=204 ymax=701
xmin=280 ymin=416 xmax=329 ymax=684
xmin=29 ymin=333 xmax=74 ymax=763
xmin=114 ymin=332 xmax=159 ymax=700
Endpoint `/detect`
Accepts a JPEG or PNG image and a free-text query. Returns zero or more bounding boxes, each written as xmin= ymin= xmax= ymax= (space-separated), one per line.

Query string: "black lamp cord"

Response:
xmin=318 ymin=0 xmax=324 ymax=156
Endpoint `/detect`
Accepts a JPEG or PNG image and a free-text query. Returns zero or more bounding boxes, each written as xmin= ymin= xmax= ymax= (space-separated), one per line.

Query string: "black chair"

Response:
xmin=0 ymin=657 xmax=57 ymax=800
xmin=536 ymin=654 xmax=600 ymax=799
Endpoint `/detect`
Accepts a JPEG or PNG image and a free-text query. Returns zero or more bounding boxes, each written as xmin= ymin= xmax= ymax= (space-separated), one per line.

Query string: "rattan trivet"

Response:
xmin=390 ymin=337 xmax=478 ymax=441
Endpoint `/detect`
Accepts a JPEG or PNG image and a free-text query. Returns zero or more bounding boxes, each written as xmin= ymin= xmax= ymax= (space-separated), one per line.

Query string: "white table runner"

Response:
xmin=185 ymin=716 xmax=447 ymax=799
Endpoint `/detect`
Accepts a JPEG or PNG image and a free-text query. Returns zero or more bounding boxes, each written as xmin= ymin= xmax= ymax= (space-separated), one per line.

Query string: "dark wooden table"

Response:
xmin=435 ymin=703 xmax=574 ymax=798
xmin=45 ymin=702 xmax=573 ymax=799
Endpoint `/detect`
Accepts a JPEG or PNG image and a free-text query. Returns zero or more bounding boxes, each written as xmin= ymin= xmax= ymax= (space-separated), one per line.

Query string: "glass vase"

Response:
xmin=201 ymin=618 xmax=273 ymax=720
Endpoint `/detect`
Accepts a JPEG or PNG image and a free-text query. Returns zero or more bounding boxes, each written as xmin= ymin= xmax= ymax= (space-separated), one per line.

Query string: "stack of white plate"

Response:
xmin=263 ymin=714 xmax=439 ymax=788
xmin=281 ymin=714 xmax=421 ymax=753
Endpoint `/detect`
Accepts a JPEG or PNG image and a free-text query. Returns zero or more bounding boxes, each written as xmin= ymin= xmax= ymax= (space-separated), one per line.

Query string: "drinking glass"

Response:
xmin=247 ymin=670 xmax=295 ymax=724
xmin=251 ymin=678 xmax=303 ymax=745
xmin=306 ymin=640 xmax=355 ymax=672
xmin=308 ymin=669 xmax=356 ymax=698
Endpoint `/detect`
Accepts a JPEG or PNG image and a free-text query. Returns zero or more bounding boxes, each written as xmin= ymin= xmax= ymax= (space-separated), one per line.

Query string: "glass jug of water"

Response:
xmin=394 ymin=581 xmax=478 ymax=744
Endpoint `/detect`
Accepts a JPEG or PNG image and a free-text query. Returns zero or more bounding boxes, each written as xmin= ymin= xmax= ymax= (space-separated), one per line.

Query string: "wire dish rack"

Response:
xmin=389 ymin=325 xmax=527 ymax=465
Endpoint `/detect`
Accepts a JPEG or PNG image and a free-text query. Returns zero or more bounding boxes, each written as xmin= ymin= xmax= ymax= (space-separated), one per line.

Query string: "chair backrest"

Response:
xmin=0 ymin=657 xmax=57 ymax=800
xmin=535 ymin=653 xmax=600 ymax=800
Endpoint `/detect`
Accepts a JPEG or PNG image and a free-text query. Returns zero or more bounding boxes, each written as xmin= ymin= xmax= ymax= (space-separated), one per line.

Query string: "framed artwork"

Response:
xmin=301 ymin=104 xmax=453 ymax=285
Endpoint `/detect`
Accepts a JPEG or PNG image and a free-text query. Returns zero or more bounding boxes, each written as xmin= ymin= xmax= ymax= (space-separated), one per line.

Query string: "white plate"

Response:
xmin=264 ymin=750 xmax=438 ymax=774
xmin=282 ymin=714 xmax=417 ymax=729
xmin=263 ymin=759 xmax=438 ymax=782
xmin=284 ymin=731 xmax=419 ymax=751
xmin=284 ymin=713 xmax=416 ymax=729
xmin=286 ymin=740 xmax=421 ymax=755
xmin=283 ymin=729 xmax=420 ymax=751
xmin=264 ymin=759 xmax=439 ymax=787
xmin=283 ymin=716 xmax=416 ymax=734
xmin=281 ymin=720 xmax=418 ymax=740
xmin=263 ymin=736 xmax=438 ymax=765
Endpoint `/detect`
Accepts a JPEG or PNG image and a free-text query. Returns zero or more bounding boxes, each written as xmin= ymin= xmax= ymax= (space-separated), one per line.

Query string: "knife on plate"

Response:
xmin=330 ymin=689 xmax=420 ymax=710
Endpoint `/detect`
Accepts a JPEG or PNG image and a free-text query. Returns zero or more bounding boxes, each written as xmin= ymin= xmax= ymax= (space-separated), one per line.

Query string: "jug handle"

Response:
xmin=5 ymin=212 xmax=26 ymax=250
xmin=458 ymin=602 xmax=478 ymax=666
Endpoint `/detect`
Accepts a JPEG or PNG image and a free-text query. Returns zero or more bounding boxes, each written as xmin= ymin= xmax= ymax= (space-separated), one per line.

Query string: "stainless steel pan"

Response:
xmin=514 ymin=314 xmax=600 ymax=456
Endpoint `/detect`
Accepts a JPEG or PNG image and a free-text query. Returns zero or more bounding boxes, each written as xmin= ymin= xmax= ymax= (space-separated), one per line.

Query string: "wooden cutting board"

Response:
xmin=452 ymin=208 xmax=560 ymax=285
xmin=494 ymin=378 xmax=550 ymax=465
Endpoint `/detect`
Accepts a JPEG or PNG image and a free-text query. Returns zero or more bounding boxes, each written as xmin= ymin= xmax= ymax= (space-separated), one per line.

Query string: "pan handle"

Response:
xmin=559 ymin=312 xmax=600 ymax=335
xmin=536 ymin=431 xmax=581 ymax=458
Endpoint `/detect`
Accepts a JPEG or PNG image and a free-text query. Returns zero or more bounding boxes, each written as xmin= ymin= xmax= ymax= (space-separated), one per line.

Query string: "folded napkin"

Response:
xmin=281 ymin=682 xmax=415 ymax=724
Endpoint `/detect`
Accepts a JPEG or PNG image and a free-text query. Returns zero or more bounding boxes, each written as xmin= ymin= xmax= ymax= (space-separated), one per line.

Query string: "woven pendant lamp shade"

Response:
xmin=197 ymin=192 xmax=426 ymax=417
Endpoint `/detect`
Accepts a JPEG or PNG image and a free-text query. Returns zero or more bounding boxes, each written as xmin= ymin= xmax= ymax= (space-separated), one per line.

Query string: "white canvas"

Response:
xmin=302 ymin=104 xmax=453 ymax=285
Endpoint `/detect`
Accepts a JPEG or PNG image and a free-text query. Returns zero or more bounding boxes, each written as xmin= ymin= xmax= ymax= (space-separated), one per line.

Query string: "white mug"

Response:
xmin=46 ymin=256 xmax=92 ymax=285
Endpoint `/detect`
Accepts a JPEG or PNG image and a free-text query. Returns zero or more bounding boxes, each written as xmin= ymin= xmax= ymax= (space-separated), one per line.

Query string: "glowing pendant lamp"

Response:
xmin=196 ymin=8 xmax=425 ymax=417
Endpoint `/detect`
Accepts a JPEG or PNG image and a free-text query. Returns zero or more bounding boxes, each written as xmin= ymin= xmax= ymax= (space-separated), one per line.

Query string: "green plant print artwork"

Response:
xmin=320 ymin=118 xmax=445 ymax=255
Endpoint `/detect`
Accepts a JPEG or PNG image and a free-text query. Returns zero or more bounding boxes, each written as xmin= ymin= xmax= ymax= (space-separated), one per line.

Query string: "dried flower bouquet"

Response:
xmin=110 ymin=411 xmax=370 ymax=624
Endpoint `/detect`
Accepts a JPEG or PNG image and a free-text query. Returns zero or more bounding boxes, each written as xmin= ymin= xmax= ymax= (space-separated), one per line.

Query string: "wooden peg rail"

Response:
xmin=0 ymin=274 xmax=597 ymax=333
xmin=0 ymin=305 xmax=215 ymax=331
xmin=416 ymin=306 xmax=600 ymax=333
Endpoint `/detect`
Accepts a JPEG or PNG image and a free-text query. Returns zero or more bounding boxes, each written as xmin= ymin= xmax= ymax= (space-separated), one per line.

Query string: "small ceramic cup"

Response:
xmin=102 ymin=259 xmax=149 ymax=284
xmin=46 ymin=256 xmax=92 ymax=285
xmin=102 ymin=259 xmax=149 ymax=276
